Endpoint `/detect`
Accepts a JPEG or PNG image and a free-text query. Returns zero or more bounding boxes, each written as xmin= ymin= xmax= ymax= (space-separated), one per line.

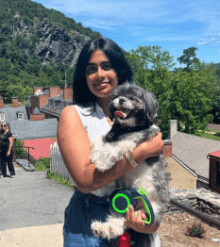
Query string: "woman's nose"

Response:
xmin=96 ymin=66 xmax=105 ymax=79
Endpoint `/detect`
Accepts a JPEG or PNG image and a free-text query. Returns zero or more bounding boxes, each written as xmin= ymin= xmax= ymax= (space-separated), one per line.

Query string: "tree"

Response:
xmin=177 ymin=47 xmax=199 ymax=70
xmin=5 ymin=84 xmax=24 ymax=103
xmin=125 ymin=46 xmax=175 ymax=87
xmin=169 ymin=70 xmax=215 ymax=133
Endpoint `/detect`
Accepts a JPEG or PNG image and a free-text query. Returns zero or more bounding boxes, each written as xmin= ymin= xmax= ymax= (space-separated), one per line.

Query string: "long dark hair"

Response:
xmin=73 ymin=38 xmax=133 ymax=106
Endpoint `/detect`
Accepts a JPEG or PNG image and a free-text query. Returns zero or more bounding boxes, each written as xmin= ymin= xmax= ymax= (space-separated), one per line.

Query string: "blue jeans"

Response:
xmin=0 ymin=158 xmax=2 ymax=175
xmin=63 ymin=191 xmax=118 ymax=247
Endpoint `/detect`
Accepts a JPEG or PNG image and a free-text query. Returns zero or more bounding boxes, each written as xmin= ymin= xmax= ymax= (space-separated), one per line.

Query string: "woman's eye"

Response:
xmin=102 ymin=63 xmax=111 ymax=70
xmin=86 ymin=66 xmax=96 ymax=73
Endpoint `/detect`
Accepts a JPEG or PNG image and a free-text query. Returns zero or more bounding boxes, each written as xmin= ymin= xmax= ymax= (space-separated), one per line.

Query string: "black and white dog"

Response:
xmin=90 ymin=83 xmax=171 ymax=243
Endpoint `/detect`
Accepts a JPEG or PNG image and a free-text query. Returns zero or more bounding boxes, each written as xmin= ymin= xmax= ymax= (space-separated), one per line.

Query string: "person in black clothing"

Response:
xmin=1 ymin=122 xmax=15 ymax=178
xmin=0 ymin=124 xmax=2 ymax=178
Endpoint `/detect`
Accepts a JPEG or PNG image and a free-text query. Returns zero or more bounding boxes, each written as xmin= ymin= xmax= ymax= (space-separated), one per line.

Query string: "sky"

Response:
xmin=33 ymin=0 xmax=220 ymax=68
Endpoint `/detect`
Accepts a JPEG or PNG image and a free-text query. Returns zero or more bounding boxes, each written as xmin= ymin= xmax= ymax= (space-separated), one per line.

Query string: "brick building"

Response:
xmin=25 ymin=85 xmax=73 ymax=120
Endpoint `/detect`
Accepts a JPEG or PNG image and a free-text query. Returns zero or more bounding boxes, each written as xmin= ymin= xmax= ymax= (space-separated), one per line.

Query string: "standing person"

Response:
xmin=1 ymin=122 xmax=15 ymax=178
xmin=0 ymin=123 xmax=3 ymax=178
xmin=57 ymin=37 xmax=164 ymax=247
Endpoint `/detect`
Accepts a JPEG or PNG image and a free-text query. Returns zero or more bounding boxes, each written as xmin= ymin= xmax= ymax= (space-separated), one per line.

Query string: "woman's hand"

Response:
xmin=7 ymin=150 xmax=11 ymax=156
xmin=124 ymin=200 xmax=159 ymax=234
xmin=142 ymin=132 xmax=163 ymax=159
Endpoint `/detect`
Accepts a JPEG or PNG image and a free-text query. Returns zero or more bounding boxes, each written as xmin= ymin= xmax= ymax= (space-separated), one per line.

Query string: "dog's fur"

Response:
xmin=90 ymin=83 xmax=171 ymax=242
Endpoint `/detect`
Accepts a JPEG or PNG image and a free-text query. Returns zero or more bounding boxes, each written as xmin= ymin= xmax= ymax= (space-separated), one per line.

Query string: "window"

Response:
xmin=0 ymin=113 xmax=5 ymax=122
xmin=49 ymin=100 xmax=54 ymax=108
xmin=216 ymin=161 xmax=220 ymax=186
xmin=18 ymin=112 xmax=24 ymax=120
xmin=62 ymin=102 xmax=67 ymax=108
xmin=55 ymin=100 xmax=61 ymax=107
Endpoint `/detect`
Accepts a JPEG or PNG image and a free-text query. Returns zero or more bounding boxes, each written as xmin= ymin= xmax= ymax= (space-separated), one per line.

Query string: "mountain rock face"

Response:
xmin=12 ymin=17 xmax=91 ymax=67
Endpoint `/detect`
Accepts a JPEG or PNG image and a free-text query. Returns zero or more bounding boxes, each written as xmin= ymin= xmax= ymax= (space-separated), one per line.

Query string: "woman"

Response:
xmin=1 ymin=122 xmax=15 ymax=178
xmin=0 ymin=124 xmax=3 ymax=178
xmin=57 ymin=38 xmax=163 ymax=247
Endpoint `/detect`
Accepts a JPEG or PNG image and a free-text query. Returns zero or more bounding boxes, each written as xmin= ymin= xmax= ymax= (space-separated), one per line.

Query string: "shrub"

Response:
xmin=34 ymin=157 xmax=50 ymax=171
xmin=185 ymin=220 xmax=206 ymax=238
xmin=15 ymin=139 xmax=26 ymax=156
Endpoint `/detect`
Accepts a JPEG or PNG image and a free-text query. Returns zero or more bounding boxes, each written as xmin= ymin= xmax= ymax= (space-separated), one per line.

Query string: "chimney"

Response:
xmin=29 ymin=113 xmax=45 ymax=121
xmin=169 ymin=119 xmax=177 ymax=139
xmin=12 ymin=97 xmax=19 ymax=108
xmin=33 ymin=87 xmax=43 ymax=95
xmin=49 ymin=86 xmax=63 ymax=98
xmin=162 ymin=139 xmax=172 ymax=158
xmin=39 ymin=94 xmax=49 ymax=109
xmin=63 ymin=88 xmax=73 ymax=100
xmin=0 ymin=98 xmax=4 ymax=108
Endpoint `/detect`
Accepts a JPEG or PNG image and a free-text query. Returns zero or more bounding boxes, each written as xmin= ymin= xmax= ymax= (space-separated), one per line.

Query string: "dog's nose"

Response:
xmin=119 ymin=98 xmax=125 ymax=104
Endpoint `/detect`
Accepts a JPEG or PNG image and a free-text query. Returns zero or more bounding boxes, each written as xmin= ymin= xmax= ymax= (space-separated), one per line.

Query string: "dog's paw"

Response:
xmin=109 ymin=226 xmax=124 ymax=239
xmin=91 ymin=221 xmax=109 ymax=239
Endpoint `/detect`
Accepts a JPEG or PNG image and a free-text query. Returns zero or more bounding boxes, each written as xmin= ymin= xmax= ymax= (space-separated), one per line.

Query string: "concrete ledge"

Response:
xmin=16 ymin=159 xmax=35 ymax=172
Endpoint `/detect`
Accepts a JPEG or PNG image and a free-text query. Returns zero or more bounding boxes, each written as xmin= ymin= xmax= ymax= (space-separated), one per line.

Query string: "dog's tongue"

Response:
xmin=114 ymin=111 xmax=126 ymax=119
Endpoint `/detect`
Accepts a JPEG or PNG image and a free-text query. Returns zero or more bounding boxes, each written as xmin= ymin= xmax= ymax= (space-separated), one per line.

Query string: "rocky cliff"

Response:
xmin=12 ymin=16 xmax=90 ymax=67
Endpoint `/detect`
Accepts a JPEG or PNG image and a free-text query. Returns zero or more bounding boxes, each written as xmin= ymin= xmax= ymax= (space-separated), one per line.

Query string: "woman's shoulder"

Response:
xmin=61 ymin=102 xmax=93 ymax=115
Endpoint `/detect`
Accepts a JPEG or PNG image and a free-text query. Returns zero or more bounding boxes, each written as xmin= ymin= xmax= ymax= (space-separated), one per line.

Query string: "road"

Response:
xmin=0 ymin=165 xmax=73 ymax=247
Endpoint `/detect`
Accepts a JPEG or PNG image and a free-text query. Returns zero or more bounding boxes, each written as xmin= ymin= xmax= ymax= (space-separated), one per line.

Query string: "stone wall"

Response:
xmin=164 ymin=187 xmax=220 ymax=221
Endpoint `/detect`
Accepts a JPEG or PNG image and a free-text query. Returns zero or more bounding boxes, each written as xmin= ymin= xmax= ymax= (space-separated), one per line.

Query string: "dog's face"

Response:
xmin=108 ymin=83 xmax=158 ymax=128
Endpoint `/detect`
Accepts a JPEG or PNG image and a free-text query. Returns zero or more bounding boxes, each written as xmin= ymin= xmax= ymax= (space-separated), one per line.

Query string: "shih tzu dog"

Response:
xmin=90 ymin=83 xmax=171 ymax=243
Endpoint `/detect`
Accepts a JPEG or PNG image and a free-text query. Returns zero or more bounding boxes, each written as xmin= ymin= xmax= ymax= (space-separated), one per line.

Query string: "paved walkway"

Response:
xmin=0 ymin=165 xmax=73 ymax=247
xmin=207 ymin=123 xmax=220 ymax=131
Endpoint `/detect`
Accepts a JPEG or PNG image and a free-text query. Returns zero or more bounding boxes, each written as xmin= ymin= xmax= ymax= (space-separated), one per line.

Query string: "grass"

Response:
xmin=34 ymin=157 xmax=74 ymax=190
xmin=206 ymin=128 xmax=220 ymax=134
xmin=197 ymin=132 xmax=220 ymax=141
xmin=47 ymin=170 xmax=74 ymax=190
xmin=180 ymin=125 xmax=220 ymax=141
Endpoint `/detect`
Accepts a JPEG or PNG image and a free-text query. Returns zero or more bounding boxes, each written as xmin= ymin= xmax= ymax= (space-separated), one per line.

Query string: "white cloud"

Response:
xmin=197 ymin=41 xmax=208 ymax=45
xmin=34 ymin=0 xmax=220 ymax=43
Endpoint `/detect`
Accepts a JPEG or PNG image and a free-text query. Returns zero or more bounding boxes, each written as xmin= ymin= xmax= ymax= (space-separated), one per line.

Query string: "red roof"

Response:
xmin=22 ymin=138 xmax=57 ymax=160
xmin=208 ymin=150 xmax=220 ymax=158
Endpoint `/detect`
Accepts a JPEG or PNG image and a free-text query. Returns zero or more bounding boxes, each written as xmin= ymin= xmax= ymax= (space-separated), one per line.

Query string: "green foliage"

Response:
xmin=0 ymin=0 xmax=101 ymax=101
xmin=34 ymin=157 xmax=50 ymax=171
xmin=46 ymin=170 xmax=74 ymax=190
xmin=5 ymin=84 xmax=32 ymax=103
xmin=126 ymin=46 xmax=217 ymax=138
xmin=185 ymin=220 xmax=206 ymax=238
xmin=15 ymin=139 xmax=26 ymax=156
xmin=177 ymin=47 xmax=200 ymax=70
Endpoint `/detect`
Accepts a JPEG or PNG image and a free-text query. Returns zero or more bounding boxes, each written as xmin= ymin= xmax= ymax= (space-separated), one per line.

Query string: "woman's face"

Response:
xmin=86 ymin=50 xmax=118 ymax=100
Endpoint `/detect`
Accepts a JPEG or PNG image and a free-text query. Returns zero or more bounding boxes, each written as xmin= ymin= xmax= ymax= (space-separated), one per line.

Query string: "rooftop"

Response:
xmin=22 ymin=138 xmax=57 ymax=160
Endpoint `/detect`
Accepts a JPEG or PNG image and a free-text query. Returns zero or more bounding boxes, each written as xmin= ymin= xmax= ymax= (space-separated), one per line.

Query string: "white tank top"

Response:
xmin=73 ymin=102 xmax=116 ymax=197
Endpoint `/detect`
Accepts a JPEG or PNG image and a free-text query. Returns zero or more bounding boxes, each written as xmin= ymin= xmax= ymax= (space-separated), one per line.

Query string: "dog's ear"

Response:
xmin=142 ymin=90 xmax=158 ymax=124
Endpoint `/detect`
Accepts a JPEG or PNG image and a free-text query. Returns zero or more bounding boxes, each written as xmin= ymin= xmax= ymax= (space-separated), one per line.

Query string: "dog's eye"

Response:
xmin=130 ymin=96 xmax=139 ymax=102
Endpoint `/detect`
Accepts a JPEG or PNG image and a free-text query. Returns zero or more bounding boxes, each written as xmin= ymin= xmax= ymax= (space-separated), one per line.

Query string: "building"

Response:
xmin=25 ymin=85 xmax=73 ymax=120
xmin=167 ymin=119 xmax=220 ymax=191
xmin=208 ymin=151 xmax=220 ymax=193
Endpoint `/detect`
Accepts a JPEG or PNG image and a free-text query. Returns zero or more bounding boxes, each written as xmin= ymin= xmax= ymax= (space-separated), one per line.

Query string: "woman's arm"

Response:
xmin=7 ymin=136 xmax=13 ymax=156
xmin=57 ymin=106 xmax=163 ymax=194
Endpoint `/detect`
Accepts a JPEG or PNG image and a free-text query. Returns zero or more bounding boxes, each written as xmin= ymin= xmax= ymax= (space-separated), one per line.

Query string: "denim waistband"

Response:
xmin=73 ymin=190 xmax=110 ymax=203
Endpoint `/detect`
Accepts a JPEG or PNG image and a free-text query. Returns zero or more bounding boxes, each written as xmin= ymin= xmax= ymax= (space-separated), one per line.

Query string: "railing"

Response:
xmin=50 ymin=142 xmax=220 ymax=231
xmin=13 ymin=145 xmax=34 ymax=167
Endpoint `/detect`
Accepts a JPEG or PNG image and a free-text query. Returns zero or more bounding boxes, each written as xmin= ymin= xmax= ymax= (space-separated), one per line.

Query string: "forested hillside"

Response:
xmin=0 ymin=0 xmax=220 ymax=137
xmin=0 ymin=0 xmax=101 ymax=102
